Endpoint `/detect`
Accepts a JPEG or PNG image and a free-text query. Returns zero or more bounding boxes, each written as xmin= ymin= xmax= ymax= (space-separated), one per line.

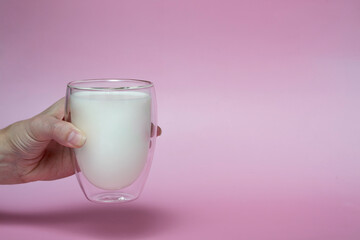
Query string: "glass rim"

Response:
xmin=67 ymin=78 xmax=154 ymax=91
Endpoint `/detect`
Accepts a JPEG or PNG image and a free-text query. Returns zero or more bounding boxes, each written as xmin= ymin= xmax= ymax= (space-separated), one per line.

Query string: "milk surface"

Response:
xmin=70 ymin=91 xmax=151 ymax=190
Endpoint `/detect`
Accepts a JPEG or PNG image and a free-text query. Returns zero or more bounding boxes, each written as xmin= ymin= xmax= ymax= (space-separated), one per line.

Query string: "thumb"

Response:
xmin=28 ymin=115 xmax=86 ymax=148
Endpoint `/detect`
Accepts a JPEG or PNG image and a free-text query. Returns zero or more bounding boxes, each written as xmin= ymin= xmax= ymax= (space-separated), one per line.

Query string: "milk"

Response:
xmin=70 ymin=91 xmax=151 ymax=190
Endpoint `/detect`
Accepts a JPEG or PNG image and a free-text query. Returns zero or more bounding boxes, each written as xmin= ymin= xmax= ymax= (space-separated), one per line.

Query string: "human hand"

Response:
xmin=0 ymin=98 xmax=161 ymax=184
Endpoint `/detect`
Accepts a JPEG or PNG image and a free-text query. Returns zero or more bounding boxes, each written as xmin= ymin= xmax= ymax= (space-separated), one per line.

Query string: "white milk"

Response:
xmin=70 ymin=91 xmax=151 ymax=190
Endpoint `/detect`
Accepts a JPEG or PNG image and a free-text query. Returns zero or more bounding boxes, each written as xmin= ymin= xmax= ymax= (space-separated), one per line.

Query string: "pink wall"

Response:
xmin=1 ymin=0 xmax=360 ymax=239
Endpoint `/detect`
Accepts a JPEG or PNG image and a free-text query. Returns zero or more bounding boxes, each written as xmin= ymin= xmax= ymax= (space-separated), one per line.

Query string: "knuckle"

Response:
xmin=52 ymin=121 xmax=69 ymax=137
xmin=29 ymin=116 xmax=41 ymax=130
xmin=28 ymin=116 xmax=47 ymax=138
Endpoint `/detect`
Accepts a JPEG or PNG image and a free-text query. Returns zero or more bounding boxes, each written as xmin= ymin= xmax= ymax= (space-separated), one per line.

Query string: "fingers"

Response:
xmin=27 ymin=116 xmax=86 ymax=148
xmin=151 ymin=123 xmax=162 ymax=137
xmin=30 ymin=98 xmax=86 ymax=148
xmin=157 ymin=126 xmax=162 ymax=136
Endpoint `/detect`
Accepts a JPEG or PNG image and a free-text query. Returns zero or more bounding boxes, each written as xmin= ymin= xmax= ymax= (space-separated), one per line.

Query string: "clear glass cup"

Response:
xmin=65 ymin=79 xmax=158 ymax=203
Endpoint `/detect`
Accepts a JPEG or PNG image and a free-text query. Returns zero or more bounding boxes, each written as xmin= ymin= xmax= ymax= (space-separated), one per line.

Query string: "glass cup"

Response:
xmin=65 ymin=79 xmax=158 ymax=203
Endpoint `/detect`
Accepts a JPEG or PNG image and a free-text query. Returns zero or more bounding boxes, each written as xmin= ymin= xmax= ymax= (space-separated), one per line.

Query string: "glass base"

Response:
xmin=89 ymin=192 xmax=137 ymax=203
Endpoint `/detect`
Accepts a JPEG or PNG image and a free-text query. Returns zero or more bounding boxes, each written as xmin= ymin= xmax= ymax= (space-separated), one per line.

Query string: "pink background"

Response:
xmin=1 ymin=0 xmax=360 ymax=239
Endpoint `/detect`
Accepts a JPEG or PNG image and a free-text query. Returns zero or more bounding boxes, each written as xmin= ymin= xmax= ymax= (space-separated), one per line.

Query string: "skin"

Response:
xmin=0 ymin=98 xmax=161 ymax=184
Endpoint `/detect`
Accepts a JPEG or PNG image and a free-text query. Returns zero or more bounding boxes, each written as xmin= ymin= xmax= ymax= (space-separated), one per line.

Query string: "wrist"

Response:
xmin=0 ymin=125 xmax=16 ymax=157
xmin=0 ymin=126 xmax=24 ymax=184
xmin=0 ymin=127 xmax=10 ymax=159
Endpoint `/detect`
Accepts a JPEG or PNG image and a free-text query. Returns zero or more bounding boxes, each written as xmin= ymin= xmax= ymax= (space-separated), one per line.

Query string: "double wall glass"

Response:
xmin=66 ymin=79 xmax=158 ymax=203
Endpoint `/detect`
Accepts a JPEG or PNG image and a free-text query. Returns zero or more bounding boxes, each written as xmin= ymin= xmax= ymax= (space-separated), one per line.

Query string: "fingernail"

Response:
xmin=68 ymin=131 xmax=86 ymax=147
